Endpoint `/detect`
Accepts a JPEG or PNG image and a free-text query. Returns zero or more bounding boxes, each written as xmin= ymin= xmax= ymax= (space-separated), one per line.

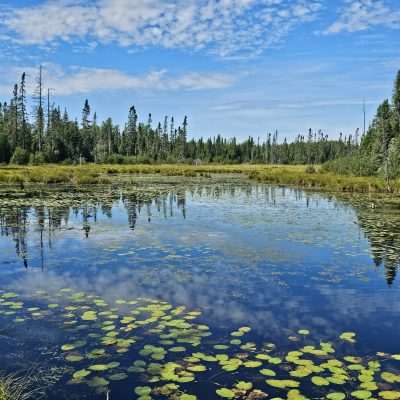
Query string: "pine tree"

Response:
xmin=18 ymin=73 xmax=28 ymax=150
xmin=82 ymin=99 xmax=91 ymax=130
xmin=392 ymin=70 xmax=400 ymax=138
xmin=10 ymin=84 xmax=19 ymax=151
xmin=33 ymin=66 xmax=45 ymax=152
xmin=81 ymin=99 xmax=93 ymax=161
xmin=393 ymin=70 xmax=400 ymax=117
xmin=126 ymin=106 xmax=137 ymax=156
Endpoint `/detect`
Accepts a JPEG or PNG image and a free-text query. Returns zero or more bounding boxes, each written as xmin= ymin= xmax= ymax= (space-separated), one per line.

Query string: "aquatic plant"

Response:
xmin=0 ymin=372 xmax=46 ymax=400
xmin=1 ymin=288 xmax=400 ymax=399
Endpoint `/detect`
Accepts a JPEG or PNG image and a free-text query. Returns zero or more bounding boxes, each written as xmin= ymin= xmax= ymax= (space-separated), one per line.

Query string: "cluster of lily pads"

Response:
xmin=0 ymin=289 xmax=400 ymax=400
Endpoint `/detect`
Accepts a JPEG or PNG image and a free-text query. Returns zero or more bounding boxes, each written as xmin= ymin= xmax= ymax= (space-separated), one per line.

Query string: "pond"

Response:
xmin=0 ymin=175 xmax=399 ymax=400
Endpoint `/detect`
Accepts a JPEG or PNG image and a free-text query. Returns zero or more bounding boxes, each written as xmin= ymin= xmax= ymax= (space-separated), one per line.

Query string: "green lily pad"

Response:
xmin=266 ymin=379 xmax=300 ymax=389
xmin=312 ymin=376 xmax=330 ymax=386
xmin=339 ymin=332 xmax=356 ymax=343
xmin=216 ymin=388 xmax=236 ymax=398
xmin=260 ymin=369 xmax=276 ymax=377
xmin=235 ymin=381 xmax=253 ymax=391
xmin=350 ymin=390 xmax=372 ymax=399
xmin=379 ymin=391 xmax=400 ymax=399
xmin=135 ymin=386 xmax=152 ymax=396
xmin=88 ymin=364 xmax=110 ymax=372
xmin=108 ymin=373 xmax=128 ymax=381
xmin=326 ymin=393 xmax=346 ymax=400
xmin=179 ymin=395 xmax=197 ymax=400
xmin=72 ymin=369 xmax=91 ymax=380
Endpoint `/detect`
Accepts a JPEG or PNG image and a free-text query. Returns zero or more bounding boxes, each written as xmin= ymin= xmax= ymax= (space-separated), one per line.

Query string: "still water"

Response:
xmin=0 ymin=176 xmax=399 ymax=400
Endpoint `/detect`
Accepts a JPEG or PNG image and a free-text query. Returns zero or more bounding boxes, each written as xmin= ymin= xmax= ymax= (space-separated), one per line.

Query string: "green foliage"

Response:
xmin=393 ymin=70 xmax=400 ymax=116
xmin=0 ymin=134 xmax=11 ymax=163
xmin=10 ymin=147 xmax=29 ymax=165
xmin=0 ymin=70 xmax=359 ymax=166
xmin=322 ymin=155 xmax=378 ymax=177
xmin=0 ymin=164 xmax=398 ymax=193
xmin=387 ymin=136 xmax=400 ymax=180
xmin=346 ymin=70 xmax=400 ymax=179
xmin=0 ymin=69 xmax=399 ymax=177
xmin=29 ymin=152 xmax=46 ymax=165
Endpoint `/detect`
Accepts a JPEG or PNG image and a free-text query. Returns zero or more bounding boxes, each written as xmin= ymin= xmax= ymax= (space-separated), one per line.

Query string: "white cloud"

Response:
xmin=0 ymin=0 xmax=323 ymax=57
xmin=0 ymin=63 xmax=235 ymax=96
xmin=323 ymin=0 xmax=400 ymax=34
xmin=211 ymin=98 xmax=379 ymax=113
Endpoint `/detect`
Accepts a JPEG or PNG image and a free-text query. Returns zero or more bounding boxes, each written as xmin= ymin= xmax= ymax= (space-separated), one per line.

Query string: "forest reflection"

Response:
xmin=0 ymin=183 xmax=399 ymax=285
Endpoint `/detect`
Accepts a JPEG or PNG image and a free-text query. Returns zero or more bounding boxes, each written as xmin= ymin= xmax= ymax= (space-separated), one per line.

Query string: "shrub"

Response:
xmin=29 ymin=152 xmax=46 ymax=165
xmin=10 ymin=147 xmax=30 ymax=165
xmin=322 ymin=155 xmax=379 ymax=176
xmin=105 ymin=153 xmax=124 ymax=164
xmin=135 ymin=155 xmax=152 ymax=164
xmin=61 ymin=158 xmax=74 ymax=165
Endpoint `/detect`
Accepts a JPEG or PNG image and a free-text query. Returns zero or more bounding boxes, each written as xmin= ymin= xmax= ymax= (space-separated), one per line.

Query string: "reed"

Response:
xmin=0 ymin=373 xmax=41 ymax=400
xmin=0 ymin=163 xmax=398 ymax=193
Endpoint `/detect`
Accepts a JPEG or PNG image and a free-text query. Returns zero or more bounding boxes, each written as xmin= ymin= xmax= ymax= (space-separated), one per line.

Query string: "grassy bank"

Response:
xmin=0 ymin=163 xmax=398 ymax=193
xmin=248 ymin=168 xmax=396 ymax=193
xmin=0 ymin=164 xmax=251 ymax=185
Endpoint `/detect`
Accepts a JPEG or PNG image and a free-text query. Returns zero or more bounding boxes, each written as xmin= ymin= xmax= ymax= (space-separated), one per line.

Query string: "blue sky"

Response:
xmin=0 ymin=0 xmax=399 ymax=141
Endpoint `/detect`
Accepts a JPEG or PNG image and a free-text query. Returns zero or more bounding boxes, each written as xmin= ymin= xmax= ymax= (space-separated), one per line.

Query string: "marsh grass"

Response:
xmin=0 ymin=372 xmax=42 ymax=400
xmin=0 ymin=366 xmax=66 ymax=400
xmin=0 ymin=163 xmax=398 ymax=193
xmin=248 ymin=168 xmax=397 ymax=193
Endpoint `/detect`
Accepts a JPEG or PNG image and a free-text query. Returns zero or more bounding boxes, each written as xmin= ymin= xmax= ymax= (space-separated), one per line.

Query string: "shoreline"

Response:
xmin=0 ymin=164 xmax=398 ymax=194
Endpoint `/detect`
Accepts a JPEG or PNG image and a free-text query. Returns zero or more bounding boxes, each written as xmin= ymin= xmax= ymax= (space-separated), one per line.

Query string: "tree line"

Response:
xmin=0 ymin=66 xmax=374 ymax=166
xmin=324 ymin=70 xmax=400 ymax=179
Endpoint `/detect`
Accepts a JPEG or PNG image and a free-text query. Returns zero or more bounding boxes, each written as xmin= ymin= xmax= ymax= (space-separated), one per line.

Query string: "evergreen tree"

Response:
xmin=18 ymin=73 xmax=29 ymax=150
xmin=33 ymin=66 xmax=45 ymax=152
xmin=126 ymin=106 xmax=137 ymax=156
xmin=2 ymin=68 xmax=398 ymax=171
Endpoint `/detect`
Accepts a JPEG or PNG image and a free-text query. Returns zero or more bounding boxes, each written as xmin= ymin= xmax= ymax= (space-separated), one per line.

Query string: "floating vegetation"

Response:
xmin=1 ymin=289 xmax=400 ymax=399
xmin=339 ymin=332 xmax=356 ymax=344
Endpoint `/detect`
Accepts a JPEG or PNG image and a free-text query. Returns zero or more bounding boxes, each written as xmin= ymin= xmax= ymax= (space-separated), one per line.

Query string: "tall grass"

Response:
xmin=0 ymin=163 xmax=398 ymax=193
xmin=248 ymin=169 xmax=394 ymax=193
xmin=0 ymin=372 xmax=42 ymax=400
xmin=0 ymin=163 xmax=271 ymax=185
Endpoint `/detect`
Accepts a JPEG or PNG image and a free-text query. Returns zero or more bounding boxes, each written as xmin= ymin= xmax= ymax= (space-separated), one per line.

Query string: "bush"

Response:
xmin=10 ymin=147 xmax=30 ymax=165
xmin=105 ymin=153 xmax=124 ymax=164
xmin=322 ymin=155 xmax=379 ymax=176
xmin=29 ymin=151 xmax=47 ymax=165
xmin=305 ymin=165 xmax=316 ymax=174
xmin=386 ymin=136 xmax=400 ymax=179
xmin=135 ymin=154 xmax=152 ymax=164
xmin=61 ymin=158 xmax=74 ymax=165
xmin=166 ymin=155 xmax=178 ymax=164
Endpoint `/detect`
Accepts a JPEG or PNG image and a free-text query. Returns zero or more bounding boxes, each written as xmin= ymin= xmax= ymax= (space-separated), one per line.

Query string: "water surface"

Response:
xmin=0 ymin=176 xmax=399 ymax=400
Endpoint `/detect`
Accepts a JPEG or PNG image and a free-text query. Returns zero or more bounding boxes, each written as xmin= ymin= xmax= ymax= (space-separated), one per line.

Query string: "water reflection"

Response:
xmin=355 ymin=207 xmax=400 ymax=285
xmin=0 ymin=182 xmax=399 ymax=285
xmin=2 ymin=180 xmax=400 ymax=400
